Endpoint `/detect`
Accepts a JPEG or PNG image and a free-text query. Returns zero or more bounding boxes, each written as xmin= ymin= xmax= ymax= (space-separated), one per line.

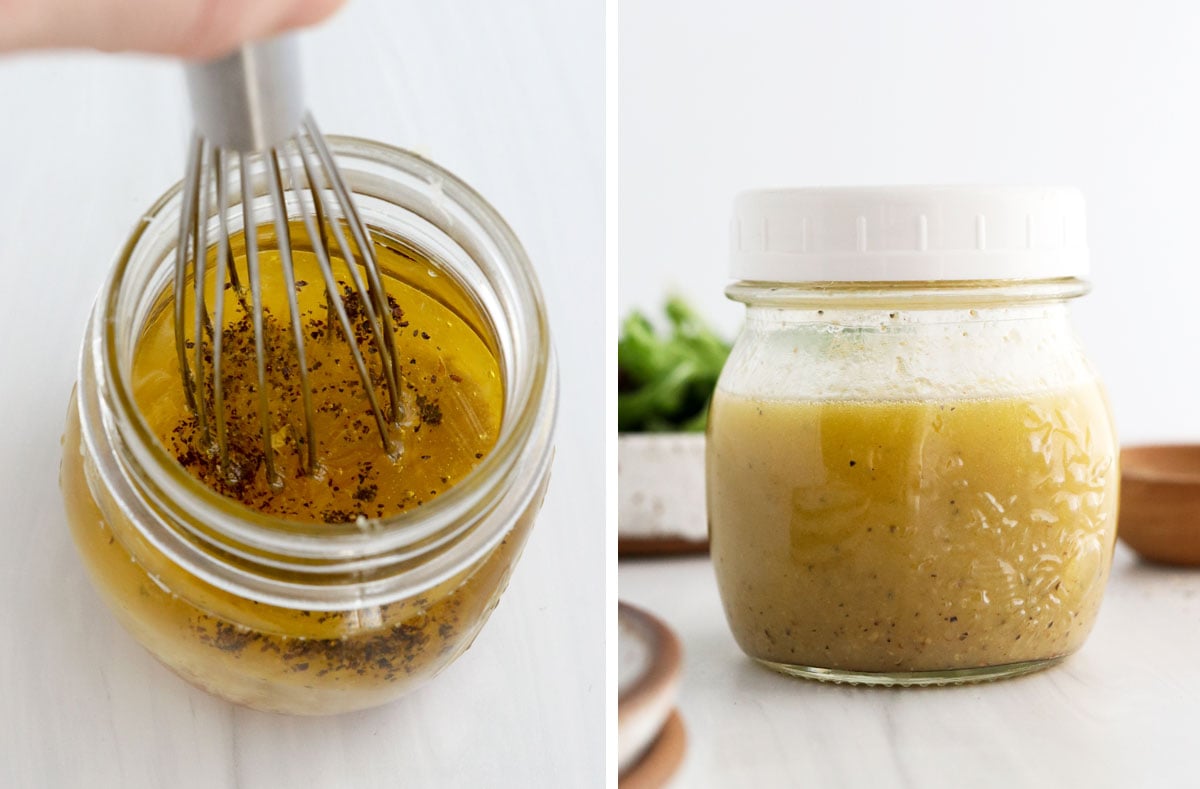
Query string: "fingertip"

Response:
xmin=184 ymin=0 xmax=348 ymax=60
xmin=0 ymin=0 xmax=350 ymax=59
xmin=279 ymin=0 xmax=348 ymax=32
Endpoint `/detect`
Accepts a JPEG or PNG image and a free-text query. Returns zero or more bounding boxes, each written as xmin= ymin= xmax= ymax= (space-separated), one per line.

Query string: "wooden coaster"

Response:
xmin=619 ymin=710 xmax=686 ymax=789
xmin=618 ymin=603 xmax=683 ymax=774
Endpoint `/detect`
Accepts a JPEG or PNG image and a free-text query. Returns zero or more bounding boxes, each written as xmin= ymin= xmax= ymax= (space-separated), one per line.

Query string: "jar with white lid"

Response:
xmin=707 ymin=186 xmax=1118 ymax=685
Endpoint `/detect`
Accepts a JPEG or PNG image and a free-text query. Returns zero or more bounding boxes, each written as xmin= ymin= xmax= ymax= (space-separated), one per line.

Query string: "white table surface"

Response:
xmin=0 ymin=2 xmax=603 ymax=787
xmin=620 ymin=545 xmax=1200 ymax=788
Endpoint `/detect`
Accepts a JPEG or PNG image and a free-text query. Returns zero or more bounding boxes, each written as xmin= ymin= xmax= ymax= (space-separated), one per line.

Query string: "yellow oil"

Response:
xmin=131 ymin=221 xmax=503 ymax=522
xmin=708 ymin=386 xmax=1118 ymax=675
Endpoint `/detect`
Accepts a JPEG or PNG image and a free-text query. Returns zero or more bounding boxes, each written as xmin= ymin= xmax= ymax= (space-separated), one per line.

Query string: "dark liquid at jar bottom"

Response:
xmin=707 ymin=385 xmax=1118 ymax=682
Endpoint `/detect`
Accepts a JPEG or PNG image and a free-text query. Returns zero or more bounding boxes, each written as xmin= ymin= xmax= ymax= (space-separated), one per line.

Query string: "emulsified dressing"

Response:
xmin=707 ymin=384 xmax=1118 ymax=676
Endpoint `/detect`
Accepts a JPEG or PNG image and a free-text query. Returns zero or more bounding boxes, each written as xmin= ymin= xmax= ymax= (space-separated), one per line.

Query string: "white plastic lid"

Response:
xmin=730 ymin=185 xmax=1088 ymax=282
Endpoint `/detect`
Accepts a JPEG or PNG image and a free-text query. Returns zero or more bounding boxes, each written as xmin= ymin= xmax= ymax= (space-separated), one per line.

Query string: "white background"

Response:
xmin=619 ymin=0 xmax=1200 ymax=444
xmin=0 ymin=1 xmax=602 ymax=787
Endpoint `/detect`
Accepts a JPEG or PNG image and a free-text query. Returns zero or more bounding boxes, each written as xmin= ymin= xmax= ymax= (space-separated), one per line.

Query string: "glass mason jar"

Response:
xmin=61 ymin=137 xmax=557 ymax=714
xmin=708 ymin=186 xmax=1118 ymax=685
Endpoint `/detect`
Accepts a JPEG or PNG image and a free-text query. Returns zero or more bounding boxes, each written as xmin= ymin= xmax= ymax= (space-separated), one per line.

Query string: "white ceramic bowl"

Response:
xmin=617 ymin=433 xmax=708 ymax=551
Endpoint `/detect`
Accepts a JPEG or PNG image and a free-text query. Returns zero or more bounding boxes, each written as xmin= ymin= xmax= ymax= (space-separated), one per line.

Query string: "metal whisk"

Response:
xmin=177 ymin=36 xmax=403 ymax=487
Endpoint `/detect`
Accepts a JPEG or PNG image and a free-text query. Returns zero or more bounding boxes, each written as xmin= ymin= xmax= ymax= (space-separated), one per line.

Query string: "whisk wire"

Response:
xmin=238 ymin=154 xmax=280 ymax=487
xmin=297 ymin=126 xmax=403 ymax=419
xmin=284 ymin=144 xmax=397 ymax=455
xmin=266 ymin=147 xmax=318 ymax=475
xmin=211 ymin=148 xmax=232 ymax=475
xmin=174 ymin=134 xmax=203 ymax=420
xmin=191 ymin=140 xmax=212 ymax=448
xmin=303 ymin=116 xmax=405 ymax=421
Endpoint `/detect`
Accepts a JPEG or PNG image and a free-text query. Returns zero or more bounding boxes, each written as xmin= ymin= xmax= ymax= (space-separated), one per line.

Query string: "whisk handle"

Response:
xmin=185 ymin=35 xmax=305 ymax=152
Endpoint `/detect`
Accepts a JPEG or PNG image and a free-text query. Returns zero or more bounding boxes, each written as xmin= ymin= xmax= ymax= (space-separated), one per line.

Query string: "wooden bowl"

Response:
xmin=1119 ymin=445 xmax=1200 ymax=565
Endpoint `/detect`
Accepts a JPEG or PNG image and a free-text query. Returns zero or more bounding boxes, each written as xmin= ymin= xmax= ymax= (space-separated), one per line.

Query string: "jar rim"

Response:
xmin=81 ymin=136 xmax=557 ymax=608
xmin=726 ymin=277 xmax=1090 ymax=309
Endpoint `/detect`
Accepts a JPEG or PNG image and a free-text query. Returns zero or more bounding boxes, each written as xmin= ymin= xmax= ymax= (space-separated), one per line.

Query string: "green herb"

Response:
xmin=617 ymin=297 xmax=731 ymax=432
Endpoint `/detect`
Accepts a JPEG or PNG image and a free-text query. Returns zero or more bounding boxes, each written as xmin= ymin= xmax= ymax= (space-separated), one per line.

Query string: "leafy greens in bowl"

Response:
xmin=617 ymin=298 xmax=731 ymax=433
